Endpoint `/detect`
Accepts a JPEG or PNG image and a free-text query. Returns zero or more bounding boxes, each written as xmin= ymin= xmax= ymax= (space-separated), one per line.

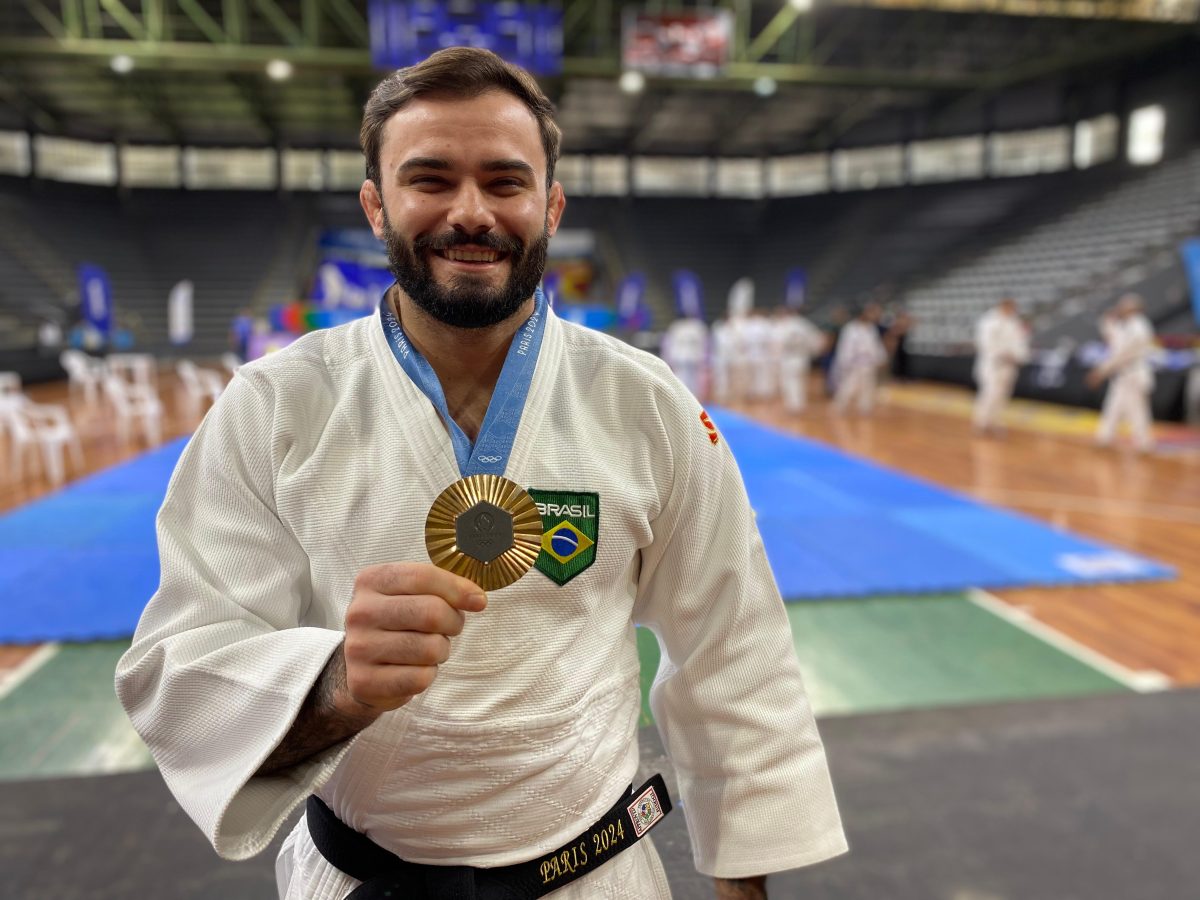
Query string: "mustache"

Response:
xmin=413 ymin=231 xmax=524 ymax=254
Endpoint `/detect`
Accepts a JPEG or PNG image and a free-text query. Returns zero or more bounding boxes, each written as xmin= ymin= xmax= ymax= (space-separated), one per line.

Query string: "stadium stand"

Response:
xmin=905 ymin=148 xmax=1200 ymax=353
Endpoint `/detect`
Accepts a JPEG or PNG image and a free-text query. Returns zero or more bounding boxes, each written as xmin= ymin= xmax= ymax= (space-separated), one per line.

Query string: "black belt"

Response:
xmin=306 ymin=774 xmax=673 ymax=899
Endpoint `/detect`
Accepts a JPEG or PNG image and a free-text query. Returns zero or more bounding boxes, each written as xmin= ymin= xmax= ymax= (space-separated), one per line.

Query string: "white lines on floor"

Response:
xmin=0 ymin=644 xmax=60 ymax=701
xmin=967 ymin=589 xmax=1171 ymax=693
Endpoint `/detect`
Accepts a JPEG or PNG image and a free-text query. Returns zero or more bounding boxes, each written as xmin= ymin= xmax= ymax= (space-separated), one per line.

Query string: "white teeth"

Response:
xmin=445 ymin=249 xmax=498 ymax=263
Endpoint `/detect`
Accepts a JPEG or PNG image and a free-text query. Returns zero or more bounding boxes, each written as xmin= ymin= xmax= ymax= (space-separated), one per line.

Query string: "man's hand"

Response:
xmin=1086 ymin=368 xmax=1106 ymax=389
xmin=715 ymin=876 xmax=767 ymax=899
xmin=341 ymin=562 xmax=487 ymax=713
xmin=256 ymin=563 xmax=485 ymax=776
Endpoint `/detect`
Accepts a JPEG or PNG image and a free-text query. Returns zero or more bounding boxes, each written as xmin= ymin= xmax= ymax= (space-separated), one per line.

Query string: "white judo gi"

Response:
xmin=832 ymin=321 xmax=887 ymax=414
xmin=660 ymin=317 xmax=709 ymax=399
xmin=972 ymin=307 xmax=1030 ymax=432
xmin=1096 ymin=313 xmax=1156 ymax=451
xmin=115 ymin=307 xmax=846 ymax=899
xmin=774 ymin=315 xmax=825 ymax=413
xmin=743 ymin=315 xmax=774 ymax=401
xmin=723 ymin=316 xmax=754 ymax=404
xmin=709 ymin=320 xmax=731 ymax=403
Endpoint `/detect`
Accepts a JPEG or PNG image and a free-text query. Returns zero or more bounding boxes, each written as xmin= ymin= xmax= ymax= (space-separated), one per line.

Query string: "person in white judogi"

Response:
xmin=709 ymin=317 xmax=732 ymax=403
xmin=660 ymin=314 xmax=709 ymax=399
xmin=723 ymin=314 xmax=753 ymax=404
xmin=972 ymin=298 xmax=1030 ymax=435
xmin=115 ymin=49 xmax=845 ymax=900
xmin=724 ymin=279 xmax=755 ymax=404
xmin=744 ymin=310 xmax=775 ymax=401
xmin=1088 ymin=293 xmax=1156 ymax=452
xmin=773 ymin=308 xmax=826 ymax=413
xmin=832 ymin=304 xmax=887 ymax=415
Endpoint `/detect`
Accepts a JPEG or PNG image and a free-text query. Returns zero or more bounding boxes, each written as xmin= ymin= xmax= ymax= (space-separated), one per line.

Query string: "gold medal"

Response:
xmin=425 ymin=474 xmax=543 ymax=591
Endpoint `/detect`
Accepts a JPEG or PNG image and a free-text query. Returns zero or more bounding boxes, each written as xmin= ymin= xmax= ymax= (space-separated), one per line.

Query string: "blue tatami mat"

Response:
xmin=0 ymin=409 xmax=1177 ymax=643
xmin=708 ymin=408 xmax=1175 ymax=600
xmin=0 ymin=438 xmax=189 ymax=643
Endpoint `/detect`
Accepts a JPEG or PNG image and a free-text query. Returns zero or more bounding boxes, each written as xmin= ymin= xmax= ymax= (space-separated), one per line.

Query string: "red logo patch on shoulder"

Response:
xmin=699 ymin=410 xmax=719 ymax=445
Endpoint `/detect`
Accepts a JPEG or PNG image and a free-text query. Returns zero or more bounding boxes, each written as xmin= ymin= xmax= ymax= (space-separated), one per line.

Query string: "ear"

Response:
xmin=544 ymin=181 xmax=567 ymax=238
xmin=359 ymin=179 xmax=386 ymax=239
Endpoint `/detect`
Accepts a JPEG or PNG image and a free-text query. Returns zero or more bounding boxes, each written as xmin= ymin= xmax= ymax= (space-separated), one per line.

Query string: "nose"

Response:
xmin=446 ymin=180 xmax=496 ymax=238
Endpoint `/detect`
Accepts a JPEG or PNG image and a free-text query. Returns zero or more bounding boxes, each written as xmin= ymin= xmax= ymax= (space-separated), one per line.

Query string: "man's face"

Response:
xmin=362 ymin=90 xmax=565 ymax=329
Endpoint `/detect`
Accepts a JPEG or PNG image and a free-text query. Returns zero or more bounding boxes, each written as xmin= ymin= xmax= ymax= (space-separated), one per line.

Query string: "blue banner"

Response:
xmin=312 ymin=229 xmax=392 ymax=312
xmin=615 ymin=273 xmax=649 ymax=330
xmin=313 ymin=260 xmax=394 ymax=311
xmin=672 ymin=270 xmax=704 ymax=320
xmin=368 ymin=0 xmax=562 ymax=75
xmin=785 ymin=267 xmax=807 ymax=309
xmin=318 ymin=228 xmax=388 ymax=263
xmin=1181 ymin=237 xmax=1200 ymax=325
xmin=78 ymin=264 xmax=112 ymax=337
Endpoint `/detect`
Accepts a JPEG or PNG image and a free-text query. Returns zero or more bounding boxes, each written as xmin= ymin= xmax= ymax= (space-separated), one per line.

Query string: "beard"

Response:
xmin=381 ymin=210 xmax=550 ymax=330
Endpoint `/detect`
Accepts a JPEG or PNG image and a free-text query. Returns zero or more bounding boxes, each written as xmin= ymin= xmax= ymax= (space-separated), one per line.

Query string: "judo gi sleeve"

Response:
xmin=115 ymin=371 xmax=353 ymax=861
xmin=632 ymin=393 xmax=848 ymax=880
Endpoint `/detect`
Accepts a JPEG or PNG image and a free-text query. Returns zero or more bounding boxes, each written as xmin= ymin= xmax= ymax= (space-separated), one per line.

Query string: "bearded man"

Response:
xmin=116 ymin=47 xmax=846 ymax=900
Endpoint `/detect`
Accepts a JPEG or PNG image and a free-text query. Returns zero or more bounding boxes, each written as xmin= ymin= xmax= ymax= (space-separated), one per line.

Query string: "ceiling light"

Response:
xmin=790 ymin=0 xmax=814 ymax=10
xmin=266 ymin=59 xmax=293 ymax=81
xmin=110 ymin=55 xmax=134 ymax=75
xmin=619 ymin=71 xmax=646 ymax=95
xmin=753 ymin=76 xmax=777 ymax=97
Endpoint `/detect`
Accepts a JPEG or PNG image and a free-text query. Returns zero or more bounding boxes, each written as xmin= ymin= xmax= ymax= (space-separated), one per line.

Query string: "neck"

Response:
xmin=392 ymin=288 xmax=535 ymax=441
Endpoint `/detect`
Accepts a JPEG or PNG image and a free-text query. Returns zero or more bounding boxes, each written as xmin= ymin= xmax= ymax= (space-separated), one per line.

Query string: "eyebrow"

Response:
xmin=396 ymin=157 xmax=536 ymax=179
xmin=480 ymin=159 xmax=536 ymax=179
xmin=397 ymin=157 xmax=452 ymax=175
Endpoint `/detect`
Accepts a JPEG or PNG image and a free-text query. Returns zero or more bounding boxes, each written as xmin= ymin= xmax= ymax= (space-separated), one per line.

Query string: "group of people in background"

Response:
xmin=661 ymin=289 xmax=1158 ymax=452
xmin=661 ymin=301 xmax=911 ymax=415
xmin=972 ymin=292 xmax=1157 ymax=451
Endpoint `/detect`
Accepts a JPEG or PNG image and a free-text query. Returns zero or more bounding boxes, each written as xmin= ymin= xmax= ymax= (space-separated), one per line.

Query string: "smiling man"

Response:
xmin=116 ymin=48 xmax=846 ymax=900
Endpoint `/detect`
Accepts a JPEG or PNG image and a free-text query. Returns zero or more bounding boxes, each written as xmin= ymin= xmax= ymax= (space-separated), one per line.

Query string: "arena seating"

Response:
xmin=905 ymin=149 xmax=1200 ymax=353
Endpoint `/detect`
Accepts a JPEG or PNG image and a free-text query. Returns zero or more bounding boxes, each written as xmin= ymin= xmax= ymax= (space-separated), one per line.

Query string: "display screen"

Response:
xmin=622 ymin=10 xmax=733 ymax=77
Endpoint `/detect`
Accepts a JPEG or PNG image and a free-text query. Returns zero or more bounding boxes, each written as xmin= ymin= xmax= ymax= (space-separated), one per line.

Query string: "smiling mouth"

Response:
xmin=434 ymin=248 xmax=508 ymax=265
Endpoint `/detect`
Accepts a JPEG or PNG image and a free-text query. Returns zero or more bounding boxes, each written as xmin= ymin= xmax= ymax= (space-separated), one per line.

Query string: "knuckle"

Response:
xmin=353 ymin=565 xmax=381 ymax=591
xmin=391 ymin=562 xmax=420 ymax=593
xmin=414 ymin=601 xmax=442 ymax=633
xmin=344 ymin=609 xmax=363 ymax=631
xmin=343 ymin=636 xmax=369 ymax=662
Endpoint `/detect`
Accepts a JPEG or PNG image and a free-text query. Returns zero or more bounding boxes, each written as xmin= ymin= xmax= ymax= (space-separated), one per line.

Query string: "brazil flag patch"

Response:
xmin=529 ymin=489 xmax=598 ymax=586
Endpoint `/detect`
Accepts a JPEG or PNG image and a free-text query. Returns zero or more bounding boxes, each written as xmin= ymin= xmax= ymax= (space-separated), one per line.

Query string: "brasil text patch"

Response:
xmin=529 ymin=489 xmax=598 ymax=585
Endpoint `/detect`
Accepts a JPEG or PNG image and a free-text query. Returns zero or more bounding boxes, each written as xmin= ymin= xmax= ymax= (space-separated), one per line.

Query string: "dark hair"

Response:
xmin=360 ymin=46 xmax=561 ymax=191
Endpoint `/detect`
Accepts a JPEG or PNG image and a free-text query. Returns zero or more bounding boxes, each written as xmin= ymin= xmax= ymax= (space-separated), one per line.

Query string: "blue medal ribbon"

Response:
xmin=379 ymin=286 xmax=548 ymax=478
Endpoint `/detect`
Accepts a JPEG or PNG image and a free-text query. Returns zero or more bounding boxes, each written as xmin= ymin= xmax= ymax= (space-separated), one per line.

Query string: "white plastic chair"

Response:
xmin=103 ymin=373 xmax=163 ymax=447
xmin=0 ymin=371 xmax=22 ymax=453
xmin=3 ymin=398 xmax=84 ymax=486
xmin=176 ymin=360 xmax=225 ymax=422
xmin=59 ymin=349 xmax=105 ymax=406
xmin=107 ymin=352 xmax=157 ymax=391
